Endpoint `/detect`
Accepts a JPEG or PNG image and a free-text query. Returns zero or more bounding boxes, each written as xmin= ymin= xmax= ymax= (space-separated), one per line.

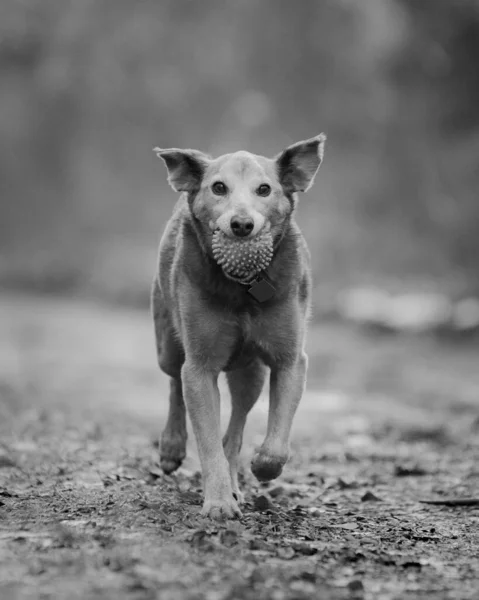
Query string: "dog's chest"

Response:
xmin=223 ymin=337 xmax=263 ymax=371
xmin=223 ymin=309 xmax=299 ymax=370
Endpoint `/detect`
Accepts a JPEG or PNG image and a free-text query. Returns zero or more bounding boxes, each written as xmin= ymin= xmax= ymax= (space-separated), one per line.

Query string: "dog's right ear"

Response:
xmin=154 ymin=148 xmax=210 ymax=193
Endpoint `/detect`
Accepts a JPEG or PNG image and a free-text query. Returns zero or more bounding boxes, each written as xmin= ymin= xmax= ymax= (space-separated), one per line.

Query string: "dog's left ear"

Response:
xmin=154 ymin=147 xmax=210 ymax=193
xmin=275 ymin=133 xmax=326 ymax=193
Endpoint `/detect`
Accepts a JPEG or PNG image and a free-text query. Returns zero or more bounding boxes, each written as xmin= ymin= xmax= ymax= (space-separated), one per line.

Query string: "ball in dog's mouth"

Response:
xmin=212 ymin=228 xmax=274 ymax=282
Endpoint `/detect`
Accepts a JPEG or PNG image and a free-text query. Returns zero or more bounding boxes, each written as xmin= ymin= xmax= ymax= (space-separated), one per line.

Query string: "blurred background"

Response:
xmin=1 ymin=0 xmax=479 ymax=325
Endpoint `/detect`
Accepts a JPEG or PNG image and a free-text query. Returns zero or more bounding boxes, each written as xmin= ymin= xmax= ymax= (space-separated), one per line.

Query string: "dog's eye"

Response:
xmin=257 ymin=184 xmax=271 ymax=197
xmin=212 ymin=181 xmax=228 ymax=195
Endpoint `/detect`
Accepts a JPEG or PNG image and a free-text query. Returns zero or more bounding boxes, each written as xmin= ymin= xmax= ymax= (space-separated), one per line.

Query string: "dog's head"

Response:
xmin=155 ymin=135 xmax=325 ymax=237
xmin=155 ymin=135 xmax=325 ymax=279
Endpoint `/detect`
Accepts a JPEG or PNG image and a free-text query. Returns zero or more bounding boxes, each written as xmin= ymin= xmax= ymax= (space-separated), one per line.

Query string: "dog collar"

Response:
xmin=222 ymin=267 xmax=276 ymax=302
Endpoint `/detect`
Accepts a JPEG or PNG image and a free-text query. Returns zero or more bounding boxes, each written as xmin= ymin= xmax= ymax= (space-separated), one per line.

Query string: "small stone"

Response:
xmin=361 ymin=491 xmax=382 ymax=502
xmin=348 ymin=579 xmax=364 ymax=593
xmin=253 ymin=494 xmax=274 ymax=511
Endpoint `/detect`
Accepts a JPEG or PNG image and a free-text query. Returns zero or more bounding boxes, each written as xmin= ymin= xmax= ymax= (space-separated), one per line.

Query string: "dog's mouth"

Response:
xmin=211 ymin=228 xmax=274 ymax=284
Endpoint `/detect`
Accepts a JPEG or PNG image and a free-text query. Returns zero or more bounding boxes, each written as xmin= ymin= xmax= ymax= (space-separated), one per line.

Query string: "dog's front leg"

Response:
xmin=251 ymin=351 xmax=308 ymax=482
xmin=181 ymin=360 xmax=242 ymax=519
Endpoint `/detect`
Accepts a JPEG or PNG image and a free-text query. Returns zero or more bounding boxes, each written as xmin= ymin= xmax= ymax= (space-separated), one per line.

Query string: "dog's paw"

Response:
xmin=251 ymin=451 xmax=287 ymax=482
xmin=201 ymin=497 xmax=242 ymax=520
xmin=160 ymin=456 xmax=184 ymax=475
xmin=160 ymin=435 xmax=186 ymax=475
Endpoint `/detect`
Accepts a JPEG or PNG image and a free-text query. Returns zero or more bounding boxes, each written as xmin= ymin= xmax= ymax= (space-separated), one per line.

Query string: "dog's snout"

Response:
xmin=230 ymin=216 xmax=254 ymax=237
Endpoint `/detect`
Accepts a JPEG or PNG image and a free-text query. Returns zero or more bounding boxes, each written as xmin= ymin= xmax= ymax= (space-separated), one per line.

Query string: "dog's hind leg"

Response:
xmin=224 ymin=359 xmax=267 ymax=503
xmin=152 ymin=280 xmax=187 ymax=474
xmin=160 ymin=377 xmax=187 ymax=474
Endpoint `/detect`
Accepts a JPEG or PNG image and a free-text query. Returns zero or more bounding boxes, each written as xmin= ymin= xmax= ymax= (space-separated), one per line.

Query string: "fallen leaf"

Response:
xmin=291 ymin=504 xmax=308 ymax=514
xmin=178 ymin=490 xmax=202 ymax=505
xmin=402 ymin=560 xmax=422 ymax=569
xmin=0 ymin=489 xmax=18 ymax=498
xmin=419 ymin=497 xmax=479 ymax=506
xmin=395 ymin=465 xmax=428 ymax=477
xmin=136 ymin=499 xmax=164 ymax=512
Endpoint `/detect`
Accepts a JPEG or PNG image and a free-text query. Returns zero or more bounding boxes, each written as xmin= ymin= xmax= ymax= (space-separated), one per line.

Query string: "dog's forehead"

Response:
xmin=206 ymin=151 xmax=277 ymax=181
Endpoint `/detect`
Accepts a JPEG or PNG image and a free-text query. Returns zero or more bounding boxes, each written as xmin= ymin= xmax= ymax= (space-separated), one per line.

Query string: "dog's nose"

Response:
xmin=230 ymin=216 xmax=254 ymax=237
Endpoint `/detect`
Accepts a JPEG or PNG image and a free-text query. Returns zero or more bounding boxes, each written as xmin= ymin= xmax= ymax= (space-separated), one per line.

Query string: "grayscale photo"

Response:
xmin=1 ymin=1 xmax=479 ymax=598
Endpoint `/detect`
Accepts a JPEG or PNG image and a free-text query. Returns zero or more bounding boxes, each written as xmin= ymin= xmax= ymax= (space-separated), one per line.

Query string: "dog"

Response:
xmin=152 ymin=134 xmax=326 ymax=519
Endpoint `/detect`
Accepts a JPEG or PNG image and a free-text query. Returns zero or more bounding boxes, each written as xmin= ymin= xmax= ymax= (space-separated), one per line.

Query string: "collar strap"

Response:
xmin=221 ymin=267 xmax=276 ymax=302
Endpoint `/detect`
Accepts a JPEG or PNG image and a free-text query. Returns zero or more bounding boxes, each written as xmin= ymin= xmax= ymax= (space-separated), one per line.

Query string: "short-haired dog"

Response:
xmin=152 ymin=134 xmax=326 ymax=519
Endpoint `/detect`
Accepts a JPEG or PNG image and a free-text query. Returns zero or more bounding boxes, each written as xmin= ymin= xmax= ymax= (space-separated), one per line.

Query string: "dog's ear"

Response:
xmin=154 ymin=147 xmax=210 ymax=193
xmin=275 ymin=133 xmax=326 ymax=193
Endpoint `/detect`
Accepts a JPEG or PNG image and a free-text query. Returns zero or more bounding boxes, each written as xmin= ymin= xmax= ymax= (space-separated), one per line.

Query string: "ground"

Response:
xmin=0 ymin=292 xmax=479 ymax=600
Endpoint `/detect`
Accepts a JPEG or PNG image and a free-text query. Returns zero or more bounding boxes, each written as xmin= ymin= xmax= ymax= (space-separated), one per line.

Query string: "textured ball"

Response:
xmin=212 ymin=228 xmax=273 ymax=281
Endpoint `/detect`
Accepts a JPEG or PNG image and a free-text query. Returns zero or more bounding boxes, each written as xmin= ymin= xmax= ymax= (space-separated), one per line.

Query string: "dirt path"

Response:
xmin=1 ymin=292 xmax=479 ymax=599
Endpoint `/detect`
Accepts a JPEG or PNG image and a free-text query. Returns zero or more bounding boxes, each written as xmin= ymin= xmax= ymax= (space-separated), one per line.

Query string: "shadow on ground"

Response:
xmin=1 ymin=293 xmax=479 ymax=599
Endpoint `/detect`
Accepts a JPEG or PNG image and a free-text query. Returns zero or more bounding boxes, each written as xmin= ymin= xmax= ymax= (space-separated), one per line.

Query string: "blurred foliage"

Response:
xmin=1 ymin=0 xmax=479 ymax=306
